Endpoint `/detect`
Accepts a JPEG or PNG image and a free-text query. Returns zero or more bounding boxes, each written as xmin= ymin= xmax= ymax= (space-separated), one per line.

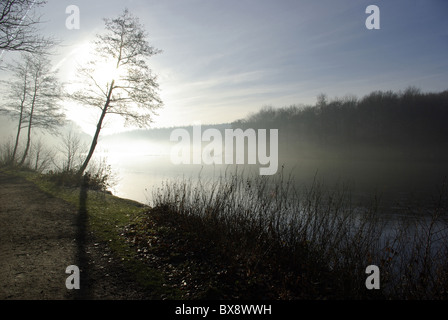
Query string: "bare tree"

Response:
xmin=27 ymin=138 xmax=55 ymax=172
xmin=70 ymin=9 xmax=163 ymax=175
xmin=0 ymin=0 xmax=54 ymax=62
xmin=0 ymin=53 xmax=65 ymax=166
xmin=19 ymin=54 xmax=64 ymax=165
xmin=58 ymin=130 xmax=87 ymax=172
xmin=0 ymin=53 xmax=30 ymax=162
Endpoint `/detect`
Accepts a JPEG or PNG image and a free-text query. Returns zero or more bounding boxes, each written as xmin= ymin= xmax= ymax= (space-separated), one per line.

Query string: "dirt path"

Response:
xmin=0 ymin=171 xmax=148 ymax=300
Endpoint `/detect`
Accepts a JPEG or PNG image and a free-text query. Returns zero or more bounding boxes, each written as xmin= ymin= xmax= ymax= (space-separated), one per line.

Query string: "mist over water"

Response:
xmin=100 ymin=135 xmax=447 ymax=214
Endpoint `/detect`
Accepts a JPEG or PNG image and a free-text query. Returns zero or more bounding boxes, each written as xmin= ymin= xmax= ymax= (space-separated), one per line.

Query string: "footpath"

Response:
xmin=0 ymin=171 xmax=147 ymax=300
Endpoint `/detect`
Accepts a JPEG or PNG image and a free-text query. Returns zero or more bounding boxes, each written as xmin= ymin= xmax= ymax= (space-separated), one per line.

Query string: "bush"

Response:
xmin=0 ymin=138 xmax=55 ymax=172
xmin=147 ymin=168 xmax=448 ymax=299
xmin=44 ymin=157 xmax=116 ymax=193
xmin=0 ymin=139 xmax=16 ymax=167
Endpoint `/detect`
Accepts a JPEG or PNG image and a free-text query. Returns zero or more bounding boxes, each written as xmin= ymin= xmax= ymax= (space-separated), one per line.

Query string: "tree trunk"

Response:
xmin=77 ymin=80 xmax=115 ymax=176
xmin=12 ymin=115 xmax=23 ymax=163
xmin=19 ymin=105 xmax=33 ymax=166
xmin=12 ymin=73 xmax=28 ymax=163
xmin=77 ymin=108 xmax=106 ymax=176
xmin=19 ymin=87 xmax=37 ymax=166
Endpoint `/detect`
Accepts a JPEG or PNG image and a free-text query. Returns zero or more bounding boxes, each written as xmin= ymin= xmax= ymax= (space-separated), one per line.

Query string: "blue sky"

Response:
xmin=2 ymin=0 xmax=448 ymax=134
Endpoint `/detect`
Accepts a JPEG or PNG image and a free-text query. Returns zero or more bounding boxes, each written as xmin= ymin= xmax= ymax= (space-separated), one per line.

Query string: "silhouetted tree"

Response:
xmin=69 ymin=9 xmax=163 ymax=176
xmin=0 ymin=53 xmax=65 ymax=165
xmin=0 ymin=53 xmax=29 ymax=162
xmin=58 ymin=130 xmax=86 ymax=172
xmin=0 ymin=0 xmax=54 ymax=65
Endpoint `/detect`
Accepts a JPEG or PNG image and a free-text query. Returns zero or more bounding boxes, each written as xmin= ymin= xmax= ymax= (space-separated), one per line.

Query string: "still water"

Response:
xmin=97 ymin=140 xmax=448 ymax=285
xmin=95 ymin=137 xmax=447 ymax=228
xmin=104 ymin=147 xmax=445 ymax=210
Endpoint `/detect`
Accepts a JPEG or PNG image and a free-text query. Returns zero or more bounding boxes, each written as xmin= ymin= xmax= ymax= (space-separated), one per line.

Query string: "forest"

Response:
xmin=226 ymin=88 xmax=448 ymax=201
xmin=233 ymin=87 xmax=448 ymax=162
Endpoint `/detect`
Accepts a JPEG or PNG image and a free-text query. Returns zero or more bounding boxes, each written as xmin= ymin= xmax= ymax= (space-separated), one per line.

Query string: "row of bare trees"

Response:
xmin=1 ymin=53 xmax=64 ymax=165
xmin=0 ymin=1 xmax=163 ymax=178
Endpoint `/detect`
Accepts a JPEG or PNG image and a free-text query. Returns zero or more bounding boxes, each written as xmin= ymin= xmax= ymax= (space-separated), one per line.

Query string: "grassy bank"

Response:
xmin=4 ymin=167 xmax=181 ymax=299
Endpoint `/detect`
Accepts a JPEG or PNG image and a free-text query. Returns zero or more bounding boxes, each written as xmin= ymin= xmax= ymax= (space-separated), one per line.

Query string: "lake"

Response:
xmin=99 ymin=141 xmax=448 ymax=276
xmin=103 ymin=144 xmax=446 ymax=210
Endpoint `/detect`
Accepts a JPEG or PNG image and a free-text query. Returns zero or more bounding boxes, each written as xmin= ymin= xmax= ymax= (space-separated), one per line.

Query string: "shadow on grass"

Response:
xmin=75 ymin=174 xmax=92 ymax=299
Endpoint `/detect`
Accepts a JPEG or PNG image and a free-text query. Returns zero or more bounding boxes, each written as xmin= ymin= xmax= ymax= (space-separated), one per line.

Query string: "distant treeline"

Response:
xmin=101 ymin=123 xmax=232 ymax=142
xmin=232 ymin=87 xmax=448 ymax=161
xmin=102 ymin=87 xmax=448 ymax=162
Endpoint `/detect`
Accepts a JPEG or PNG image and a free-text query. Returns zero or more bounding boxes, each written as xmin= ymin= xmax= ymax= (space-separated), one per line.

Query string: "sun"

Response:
xmin=90 ymin=56 xmax=127 ymax=87
xmin=96 ymin=61 xmax=119 ymax=81
xmin=67 ymin=41 xmax=127 ymax=90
